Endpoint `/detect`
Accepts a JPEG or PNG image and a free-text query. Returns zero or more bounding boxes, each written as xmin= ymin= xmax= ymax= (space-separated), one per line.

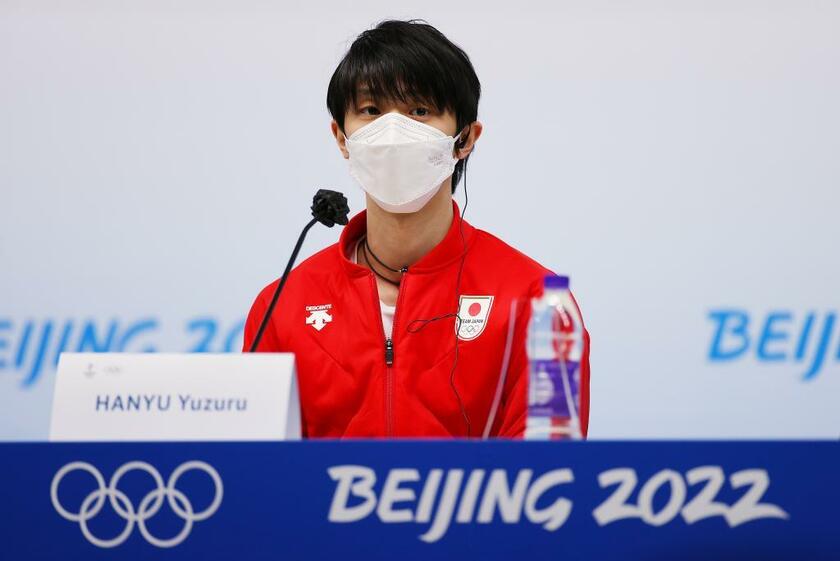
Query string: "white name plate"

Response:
xmin=49 ymin=353 xmax=300 ymax=441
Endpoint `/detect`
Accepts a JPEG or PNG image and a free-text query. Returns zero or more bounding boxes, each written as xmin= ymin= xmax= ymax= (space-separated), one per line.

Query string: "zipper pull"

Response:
xmin=384 ymin=338 xmax=394 ymax=366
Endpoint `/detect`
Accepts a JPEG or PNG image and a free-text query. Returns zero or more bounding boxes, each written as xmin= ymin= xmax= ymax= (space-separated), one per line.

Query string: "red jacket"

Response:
xmin=244 ymin=201 xmax=590 ymax=438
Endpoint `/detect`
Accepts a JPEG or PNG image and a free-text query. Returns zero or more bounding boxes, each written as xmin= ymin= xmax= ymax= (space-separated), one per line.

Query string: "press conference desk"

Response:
xmin=1 ymin=441 xmax=836 ymax=560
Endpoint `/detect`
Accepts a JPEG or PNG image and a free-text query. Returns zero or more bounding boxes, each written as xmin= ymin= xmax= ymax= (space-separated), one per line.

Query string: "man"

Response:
xmin=244 ymin=19 xmax=590 ymax=438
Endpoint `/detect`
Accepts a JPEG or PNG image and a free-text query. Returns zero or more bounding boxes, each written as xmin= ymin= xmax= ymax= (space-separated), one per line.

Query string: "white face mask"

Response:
xmin=344 ymin=112 xmax=460 ymax=213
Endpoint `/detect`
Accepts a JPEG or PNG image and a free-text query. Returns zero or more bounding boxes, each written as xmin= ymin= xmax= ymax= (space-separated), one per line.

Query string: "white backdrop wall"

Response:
xmin=2 ymin=0 xmax=838 ymax=440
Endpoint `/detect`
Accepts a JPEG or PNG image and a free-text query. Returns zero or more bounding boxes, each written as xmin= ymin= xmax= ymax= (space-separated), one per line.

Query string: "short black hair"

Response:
xmin=327 ymin=19 xmax=481 ymax=193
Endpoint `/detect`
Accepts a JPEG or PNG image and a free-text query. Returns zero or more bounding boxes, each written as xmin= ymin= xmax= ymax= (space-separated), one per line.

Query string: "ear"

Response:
xmin=454 ymin=120 xmax=483 ymax=160
xmin=331 ymin=119 xmax=349 ymax=159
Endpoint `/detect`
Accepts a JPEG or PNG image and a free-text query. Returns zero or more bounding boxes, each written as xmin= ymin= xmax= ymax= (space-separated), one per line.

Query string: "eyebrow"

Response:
xmin=354 ymin=88 xmax=433 ymax=106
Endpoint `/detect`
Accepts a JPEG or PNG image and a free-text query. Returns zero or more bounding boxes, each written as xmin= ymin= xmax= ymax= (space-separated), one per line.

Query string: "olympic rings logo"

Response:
xmin=50 ymin=460 xmax=223 ymax=548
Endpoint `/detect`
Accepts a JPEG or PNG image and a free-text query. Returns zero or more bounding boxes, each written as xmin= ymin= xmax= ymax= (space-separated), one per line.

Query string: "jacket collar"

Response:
xmin=338 ymin=199 xmax=476 ymax=277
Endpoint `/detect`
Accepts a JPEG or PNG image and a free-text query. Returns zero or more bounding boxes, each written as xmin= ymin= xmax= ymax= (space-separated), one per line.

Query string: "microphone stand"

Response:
xmin=248 ymin=190 xmax=349 ymax=352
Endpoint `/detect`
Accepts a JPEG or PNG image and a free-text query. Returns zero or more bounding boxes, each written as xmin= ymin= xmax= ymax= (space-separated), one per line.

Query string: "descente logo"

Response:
xmin=327 ymin=465 xmax=573 ymax=543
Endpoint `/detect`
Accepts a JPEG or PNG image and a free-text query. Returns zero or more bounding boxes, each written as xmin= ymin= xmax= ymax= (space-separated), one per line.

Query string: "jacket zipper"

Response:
xmin=384 ymin=336 xmax=394 ymax=436
xmin=385 ymin=338 xmax=394 ymax=366
xmin=369 ymin=272 xmax=407 ymax=437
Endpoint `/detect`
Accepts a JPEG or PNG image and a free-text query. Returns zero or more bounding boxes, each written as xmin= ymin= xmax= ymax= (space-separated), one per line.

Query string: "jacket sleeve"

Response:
xmin=491 ymin=284 xmax=591 ymax=439
xmin=242 ymin=279 xmax=309 ymax=436
xmin=572 ymin=291 xmax=591 ymax=438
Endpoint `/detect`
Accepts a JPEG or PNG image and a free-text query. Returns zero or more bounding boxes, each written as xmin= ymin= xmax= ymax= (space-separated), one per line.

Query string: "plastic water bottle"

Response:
xmin=525 ymin=275 xmax=584 ymax=440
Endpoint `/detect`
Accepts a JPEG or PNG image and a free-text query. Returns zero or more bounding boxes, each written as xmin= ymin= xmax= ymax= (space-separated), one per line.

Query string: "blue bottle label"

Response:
xmin=528 ymin=359 xmax=580 ymax=418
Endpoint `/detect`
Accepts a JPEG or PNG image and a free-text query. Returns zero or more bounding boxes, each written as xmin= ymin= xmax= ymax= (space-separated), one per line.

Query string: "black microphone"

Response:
xmin=248 ymin=189 xmax=349 ymax=352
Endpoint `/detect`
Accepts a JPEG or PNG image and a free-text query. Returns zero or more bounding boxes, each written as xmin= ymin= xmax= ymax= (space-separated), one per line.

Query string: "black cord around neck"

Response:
xmin=361 ymin=236 xmax=402 ymax=287
xmin=364 ymin=236 xmax=408 ymax=274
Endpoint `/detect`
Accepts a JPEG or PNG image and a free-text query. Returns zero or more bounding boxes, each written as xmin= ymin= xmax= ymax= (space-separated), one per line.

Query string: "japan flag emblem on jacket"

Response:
xmin=456 ymin=296 xmax=494 ymax=341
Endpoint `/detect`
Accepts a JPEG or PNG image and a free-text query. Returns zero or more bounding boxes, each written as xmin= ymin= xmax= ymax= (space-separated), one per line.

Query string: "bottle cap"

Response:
xmin=544 ymin=274 xmax=570 ymax=290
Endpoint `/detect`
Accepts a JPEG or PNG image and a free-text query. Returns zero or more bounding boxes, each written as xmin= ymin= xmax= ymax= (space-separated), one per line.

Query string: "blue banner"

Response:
xmin=1 ymin=441 xmax=837 ymax=560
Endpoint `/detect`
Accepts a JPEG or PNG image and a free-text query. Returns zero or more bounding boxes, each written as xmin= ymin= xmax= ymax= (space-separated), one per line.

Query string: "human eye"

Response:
xmin=410 ymin=106 xmax=430 ymax=117
xmin=358 ymin=105 xmax=381 ymax=116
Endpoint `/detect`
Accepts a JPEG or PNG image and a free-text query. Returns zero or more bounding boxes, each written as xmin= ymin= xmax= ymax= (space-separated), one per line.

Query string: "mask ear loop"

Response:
xmin=405 ymin=124 xmax=473 ymax=437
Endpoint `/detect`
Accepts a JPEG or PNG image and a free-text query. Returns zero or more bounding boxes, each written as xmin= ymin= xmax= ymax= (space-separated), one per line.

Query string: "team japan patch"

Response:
xmin=305 ymin=304 xmax=333 ymax=331
xmin=456 ymin=295 xmax=494 ymax=341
